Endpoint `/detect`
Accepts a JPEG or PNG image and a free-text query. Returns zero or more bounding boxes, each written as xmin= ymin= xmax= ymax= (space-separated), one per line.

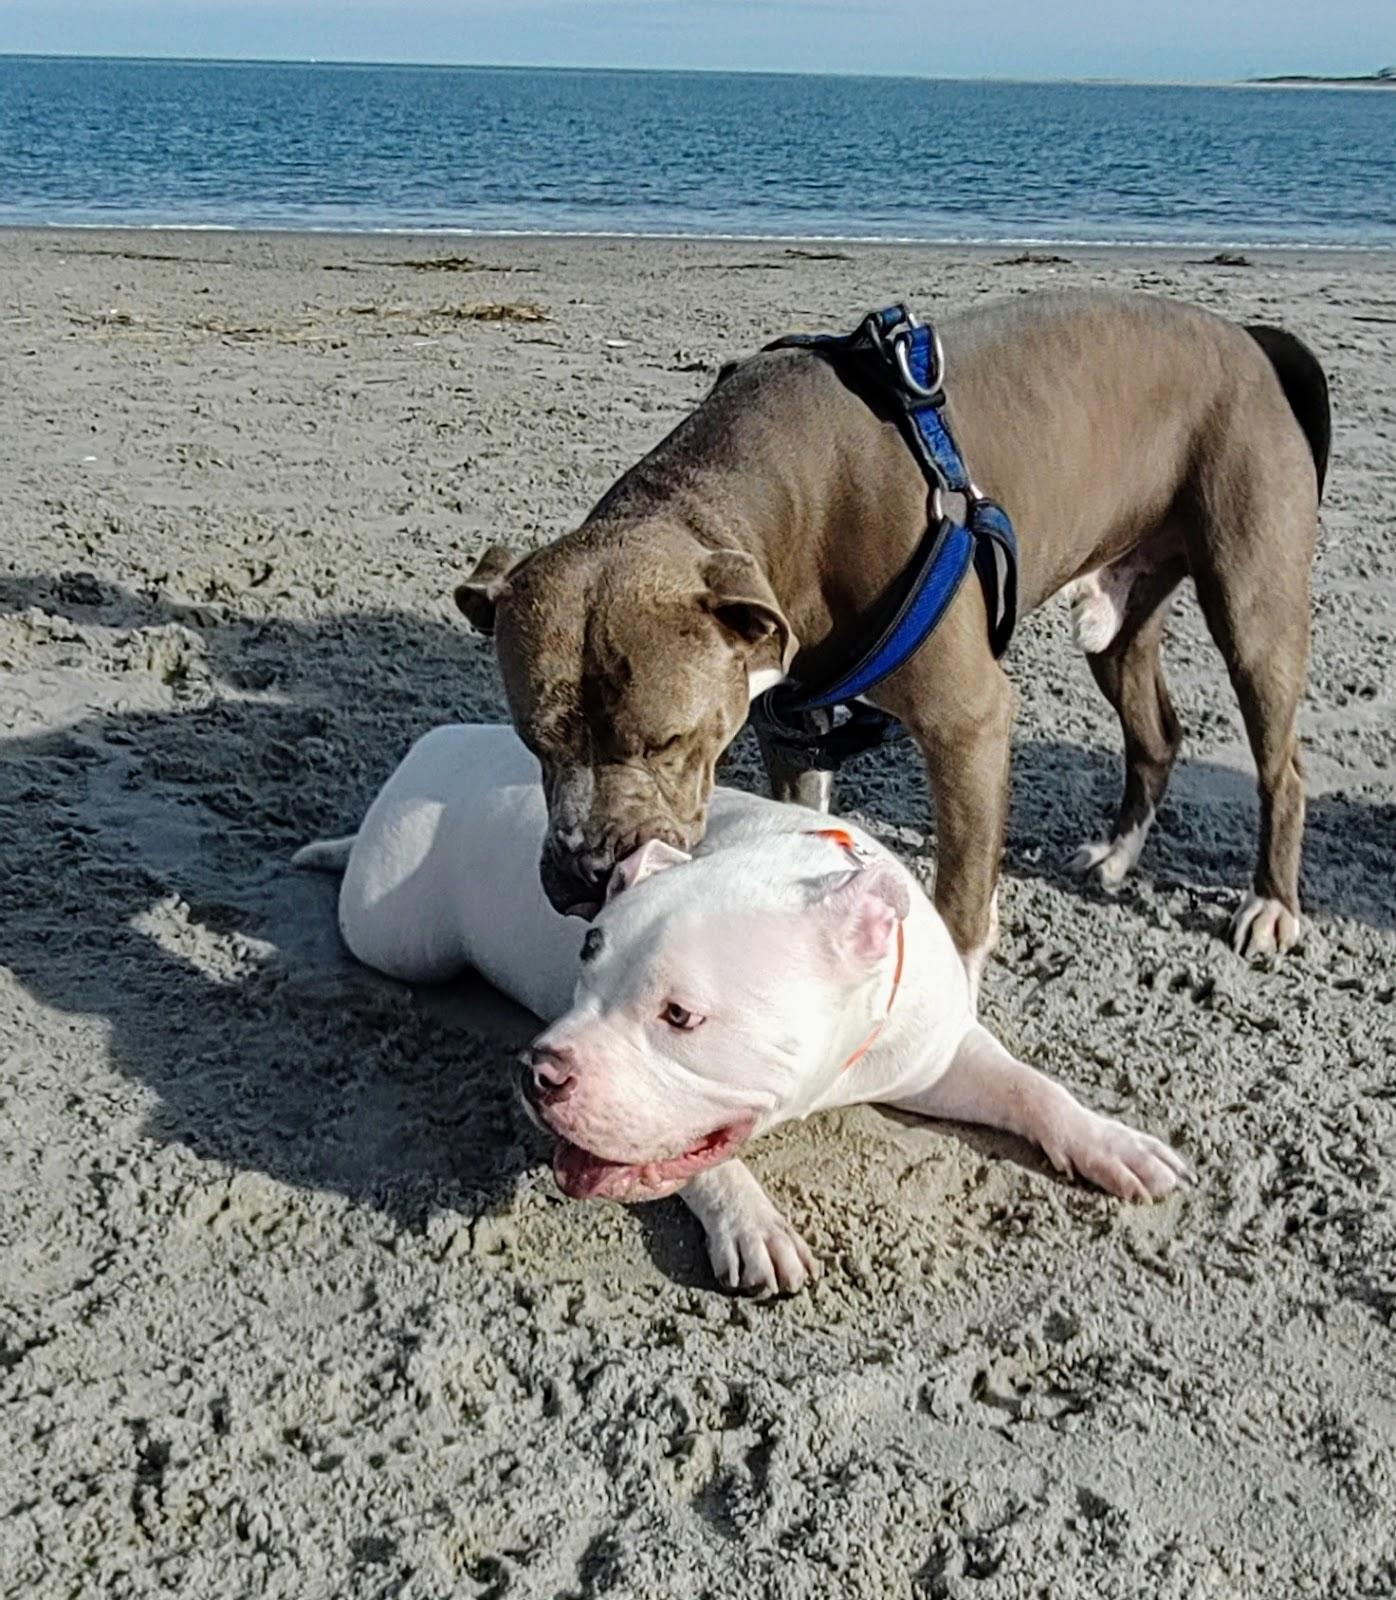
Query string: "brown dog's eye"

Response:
xmin=661 ymin=1002 xmax=703 ymax=1031
xmin=649 ymin=734 xmax=683 ymax=757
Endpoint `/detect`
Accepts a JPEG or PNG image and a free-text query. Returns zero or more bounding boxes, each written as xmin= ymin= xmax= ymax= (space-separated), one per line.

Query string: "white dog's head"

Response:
xmin=520 ymin=830 xmax=911 ymax=1202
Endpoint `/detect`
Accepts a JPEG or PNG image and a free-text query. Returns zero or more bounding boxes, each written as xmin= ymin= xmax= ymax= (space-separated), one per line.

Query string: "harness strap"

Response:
xmin=793 ymin=519 xmax=975 ymax=710
xmin=807 ymin=827 xmax=906 ymax=1073
xmin=890 ymin=318 xmax=1019 ymax=662
xmin=753 ymin=304 xmax=1019 ymax=760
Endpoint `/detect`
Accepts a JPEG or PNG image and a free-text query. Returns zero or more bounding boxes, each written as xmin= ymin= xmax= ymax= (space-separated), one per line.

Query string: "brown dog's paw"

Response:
xmin=1230 ymin=892 xmax=1301 ymax=959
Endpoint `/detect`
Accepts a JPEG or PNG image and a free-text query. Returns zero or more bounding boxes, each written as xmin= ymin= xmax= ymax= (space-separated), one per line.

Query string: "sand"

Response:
xmin=1 ymin=229 xmax=1393 ymax=1599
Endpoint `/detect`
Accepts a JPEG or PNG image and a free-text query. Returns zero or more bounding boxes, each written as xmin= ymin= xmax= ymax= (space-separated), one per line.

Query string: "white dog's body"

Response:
xmin=298 ymin=725 xmax=1188 ymax=1294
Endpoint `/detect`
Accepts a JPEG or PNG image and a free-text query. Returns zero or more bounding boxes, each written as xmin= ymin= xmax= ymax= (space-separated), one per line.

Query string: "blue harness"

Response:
xmin=749 ymin=304 xmax=1019 ymax=771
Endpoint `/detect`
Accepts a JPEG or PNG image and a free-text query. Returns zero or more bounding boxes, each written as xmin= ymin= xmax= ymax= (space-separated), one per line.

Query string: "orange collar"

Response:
xmin=807 ymin=828 xmax=907 ymax=1073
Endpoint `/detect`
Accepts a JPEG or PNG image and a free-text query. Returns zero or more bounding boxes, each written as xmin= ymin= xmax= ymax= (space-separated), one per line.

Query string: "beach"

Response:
xmin=2 ymin=228 xmax=1394 ymax=1597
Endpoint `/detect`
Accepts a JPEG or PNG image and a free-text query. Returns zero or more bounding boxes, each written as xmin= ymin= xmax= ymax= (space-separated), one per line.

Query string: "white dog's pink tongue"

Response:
xmin=552 ymin=1139 xmax=633 ymax=1200
xmin=551 ymin=1123 xmax=751 ymax=1202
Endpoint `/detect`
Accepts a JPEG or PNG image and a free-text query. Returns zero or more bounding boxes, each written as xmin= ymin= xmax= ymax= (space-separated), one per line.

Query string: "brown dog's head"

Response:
xmin=455 ymin=532 xmax=796 ymax=916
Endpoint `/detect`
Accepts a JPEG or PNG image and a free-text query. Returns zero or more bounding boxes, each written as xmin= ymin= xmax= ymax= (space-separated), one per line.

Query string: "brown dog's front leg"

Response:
xmin=905 ymin=660 xmax=1015 ymax=997
xmin=753 ymin=710 xmax=834 ymax=813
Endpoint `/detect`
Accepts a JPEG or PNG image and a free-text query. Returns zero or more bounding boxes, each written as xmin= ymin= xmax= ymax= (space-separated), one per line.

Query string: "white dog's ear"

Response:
xmin=453 ymin=543 xmax=520 ymax=637
xmin=605 ymin=839 xmax=692 ymax=902
xmin=812 ymin=861 xmax=910 ymax=965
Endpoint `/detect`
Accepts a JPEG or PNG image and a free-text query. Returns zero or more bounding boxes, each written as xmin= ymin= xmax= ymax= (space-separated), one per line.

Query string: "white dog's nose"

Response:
xmin=526 ymin=1042 xmax=577 ymax=1096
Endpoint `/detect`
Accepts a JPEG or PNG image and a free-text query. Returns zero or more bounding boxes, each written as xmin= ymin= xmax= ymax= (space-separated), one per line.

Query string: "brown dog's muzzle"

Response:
xmin=538 ymin=763 xmax=697 ymax=916
xmin=537 ymin=755 xmax=704 ymax=916
xmin=540 ymin=816 xmax=693 ymax=918
xmin=539 ymin=837 xmax=614 ymax=918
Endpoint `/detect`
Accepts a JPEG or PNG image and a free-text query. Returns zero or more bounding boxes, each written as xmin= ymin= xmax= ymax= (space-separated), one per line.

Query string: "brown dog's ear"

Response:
xmin=700 ymin=549 xmax=798 ymax=671
xmin=453 ymin=543 xmax=520 ymax=636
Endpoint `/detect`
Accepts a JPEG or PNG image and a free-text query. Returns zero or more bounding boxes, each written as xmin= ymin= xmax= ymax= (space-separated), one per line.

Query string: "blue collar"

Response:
xmin=751 ymin=303 xmax=1019 ymax=769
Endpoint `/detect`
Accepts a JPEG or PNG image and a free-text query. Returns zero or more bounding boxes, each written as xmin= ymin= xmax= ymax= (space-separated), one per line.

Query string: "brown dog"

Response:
xmin=456 ymin=290 xmax=1329 ymax=985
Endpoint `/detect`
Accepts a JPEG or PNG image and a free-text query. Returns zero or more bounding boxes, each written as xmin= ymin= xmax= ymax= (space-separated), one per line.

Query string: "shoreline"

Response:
xmin=7 ymin=223 xmax=1395 ymax=267
xmin=1246 ymin=76 xmax=1396 ymax=90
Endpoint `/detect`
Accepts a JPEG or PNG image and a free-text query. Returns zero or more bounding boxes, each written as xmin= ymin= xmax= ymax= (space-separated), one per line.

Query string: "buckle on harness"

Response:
xmin=875 ymin=304 xmax=946 ymax=402
xmin=752 ymin=694 xmax=909 ymax=772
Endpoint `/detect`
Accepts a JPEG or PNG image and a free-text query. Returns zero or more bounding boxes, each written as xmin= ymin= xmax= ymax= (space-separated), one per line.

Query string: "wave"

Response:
xmin=7 ymin=218 xmax=1389 ymax=253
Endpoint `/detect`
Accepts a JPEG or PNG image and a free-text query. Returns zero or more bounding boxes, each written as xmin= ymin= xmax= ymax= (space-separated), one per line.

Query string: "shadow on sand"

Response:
xmin=3 ymin=572 xmax=1390 ymax=1275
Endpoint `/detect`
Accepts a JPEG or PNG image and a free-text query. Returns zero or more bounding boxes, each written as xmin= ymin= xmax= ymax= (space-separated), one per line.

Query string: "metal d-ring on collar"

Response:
xmin=749 ymin=302 xmax=1020 ymax=772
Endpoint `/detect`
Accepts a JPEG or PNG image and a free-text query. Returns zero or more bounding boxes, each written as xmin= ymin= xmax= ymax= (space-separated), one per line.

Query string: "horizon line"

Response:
xmin=0 ymin=50 xmax=1372 ymax=89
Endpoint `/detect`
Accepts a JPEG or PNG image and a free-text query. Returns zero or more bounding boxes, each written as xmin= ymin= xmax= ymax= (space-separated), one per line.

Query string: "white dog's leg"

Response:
xmin=681 ymin=1160 xmax=819 ymax=1296
xmin=893 ymin=1025 xmax=1191 ymax=1201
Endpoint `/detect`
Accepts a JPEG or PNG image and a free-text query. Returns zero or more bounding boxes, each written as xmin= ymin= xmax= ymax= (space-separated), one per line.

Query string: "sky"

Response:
xmin=1 ymin=1 xmax=1391 ymax=83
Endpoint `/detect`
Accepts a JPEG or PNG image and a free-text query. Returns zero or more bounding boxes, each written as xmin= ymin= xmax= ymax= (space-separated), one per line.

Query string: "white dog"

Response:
xmin=296 ymin=725 xmax=1189 ymax=1295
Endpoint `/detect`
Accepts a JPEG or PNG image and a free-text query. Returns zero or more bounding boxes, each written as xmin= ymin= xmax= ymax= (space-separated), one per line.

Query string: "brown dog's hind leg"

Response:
xmin=1187 ymin=437 xmax=1317 ymax=958
xmin=1071 ymin=555 xmax=1188 ymax=890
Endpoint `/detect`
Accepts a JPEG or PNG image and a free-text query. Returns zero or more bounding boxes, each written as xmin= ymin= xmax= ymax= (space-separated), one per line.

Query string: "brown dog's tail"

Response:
xmin=1245 ymin=324 xmax=1331 ymax=498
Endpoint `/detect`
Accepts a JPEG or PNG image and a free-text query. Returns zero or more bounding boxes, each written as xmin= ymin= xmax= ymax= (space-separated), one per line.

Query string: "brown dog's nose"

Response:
xmin=540 ymin=846 xmax=612 ymax=918
xmin=524 ymin=1043 xmax=578 ymax=1103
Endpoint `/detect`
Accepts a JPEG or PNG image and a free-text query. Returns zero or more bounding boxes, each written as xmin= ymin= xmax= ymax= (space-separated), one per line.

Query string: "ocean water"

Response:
xmin=0 ymin=55 xmax=1391 ymax=248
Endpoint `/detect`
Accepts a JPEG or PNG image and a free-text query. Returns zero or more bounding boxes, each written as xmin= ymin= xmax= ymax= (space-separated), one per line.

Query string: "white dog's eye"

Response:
xmin=661 ymin=1002 xmax=703 ymax=1031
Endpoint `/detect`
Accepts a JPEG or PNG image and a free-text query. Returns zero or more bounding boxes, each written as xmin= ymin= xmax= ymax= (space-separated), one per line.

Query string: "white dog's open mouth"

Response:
xmin=551 ymin=1120 xmax=752 ymax=1202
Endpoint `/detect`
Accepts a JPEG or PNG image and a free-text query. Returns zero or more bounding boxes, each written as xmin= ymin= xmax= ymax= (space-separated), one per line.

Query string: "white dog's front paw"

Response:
xmin=1230 ymin=892 xmax=1301 ymax=959
xmin=1045 ymin=1112 xmax=1193 ymax=1202
xmin=704 ymin=1207 xmax=819 ymax=1298
xmin=682 ymin=1162 xmax=820 ymax=1296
